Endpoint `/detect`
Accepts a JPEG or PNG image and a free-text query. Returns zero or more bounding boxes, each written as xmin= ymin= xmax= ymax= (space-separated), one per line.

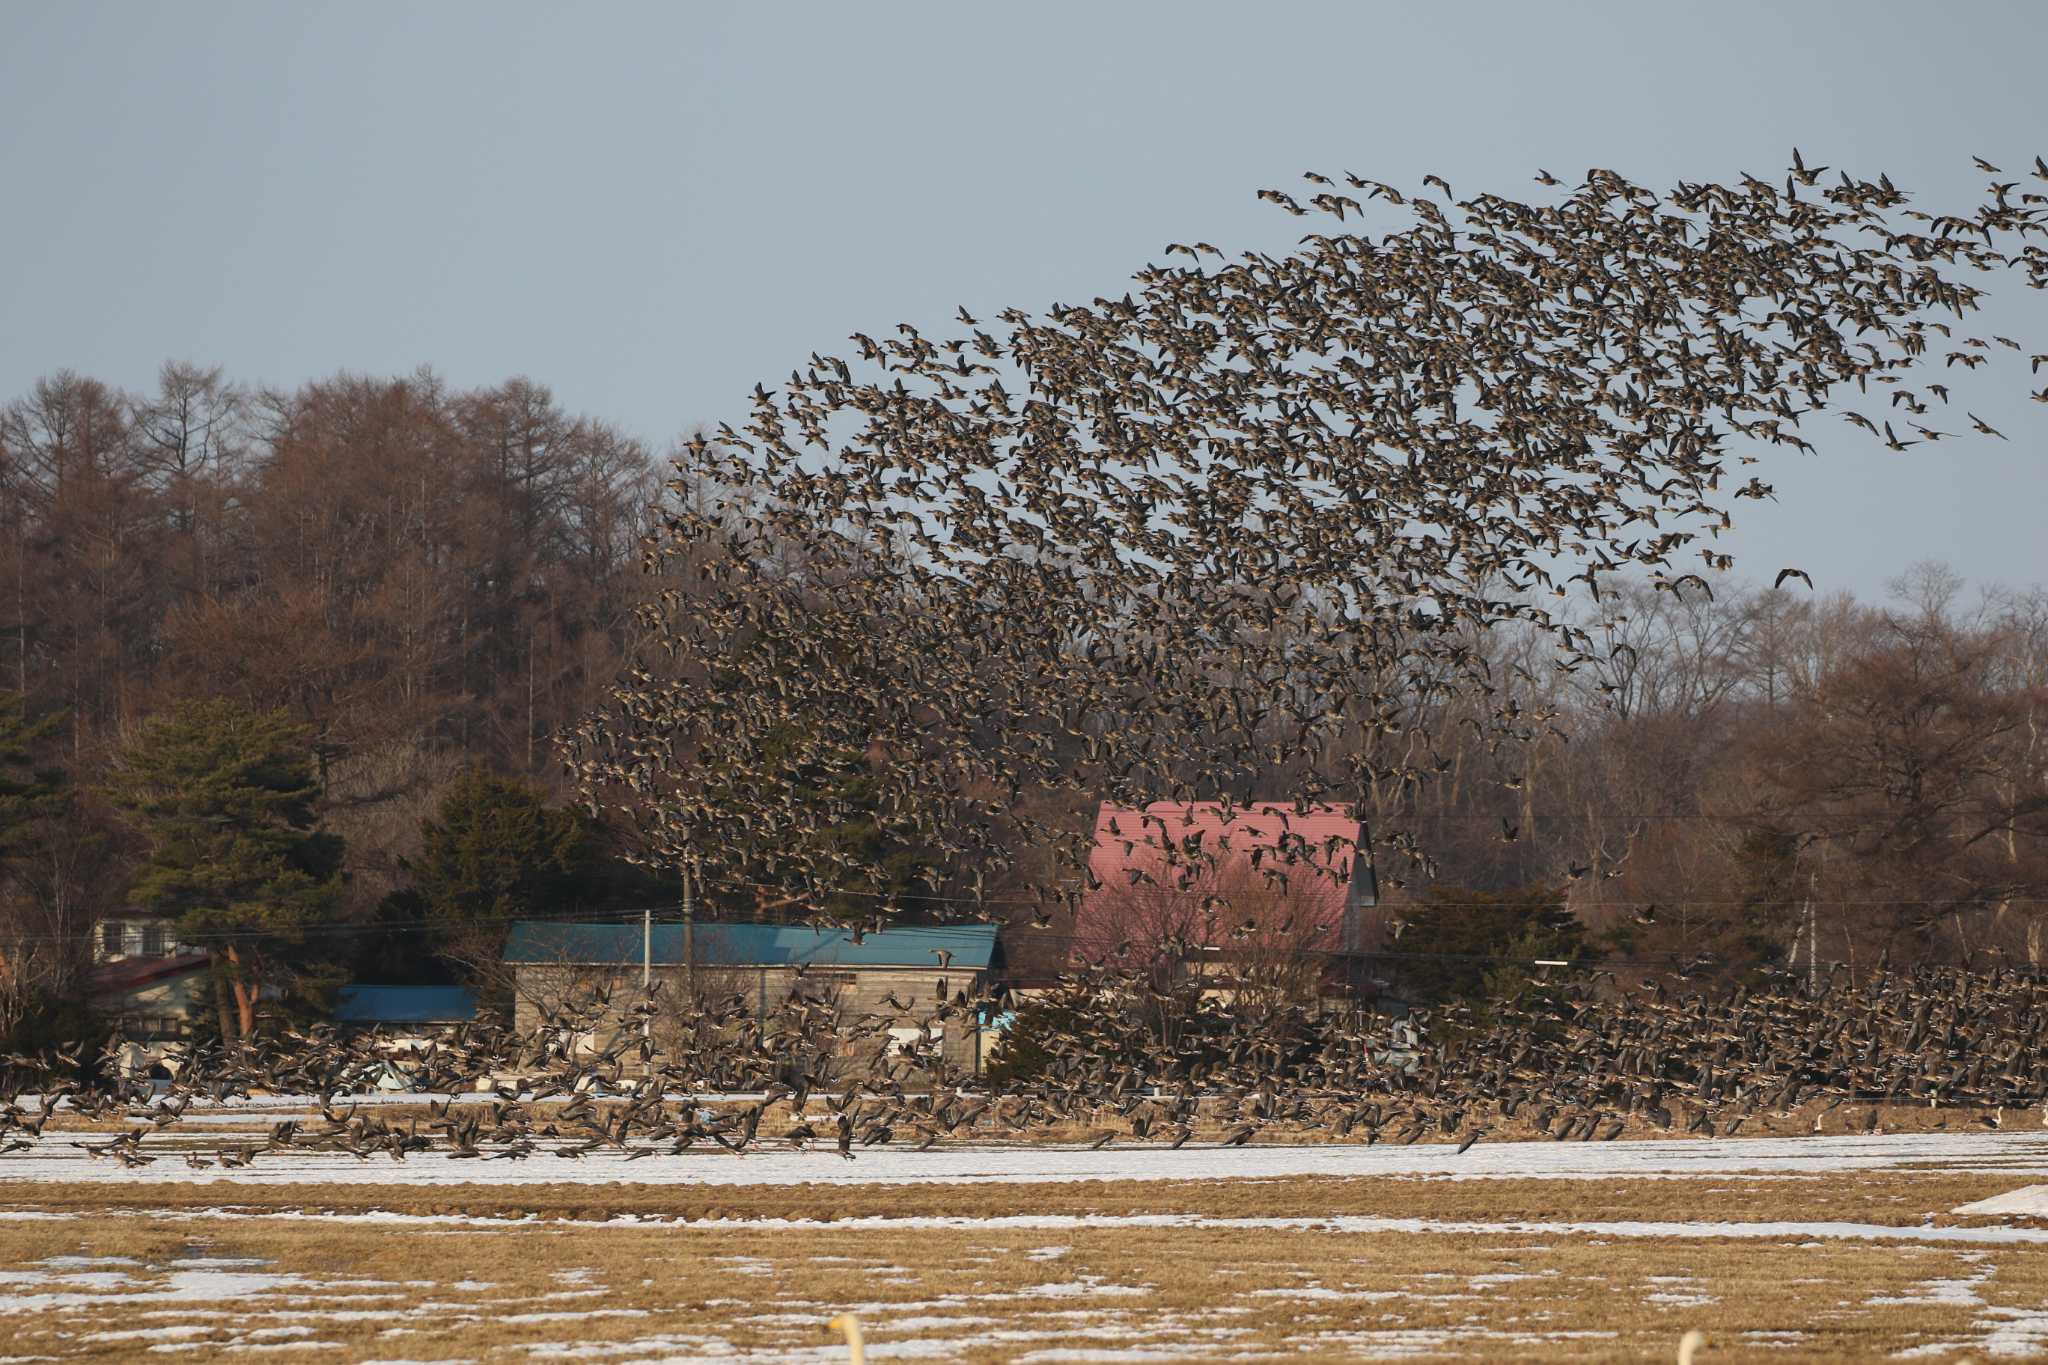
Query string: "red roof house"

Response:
xmin=1073 ymin=801 xmax=1376 ymax=977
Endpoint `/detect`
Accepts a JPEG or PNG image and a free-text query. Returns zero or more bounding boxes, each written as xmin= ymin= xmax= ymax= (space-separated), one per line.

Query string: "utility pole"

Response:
xmin=682 ymin=862 xmax=696 ymax=1003
xmin=1802 ymin=898 xmax=1816 ymax=995
xmin=638 ymin=902 xmax=653 ymax=1077
xmin=1809 ymin=853 xmax=1824 ymax=994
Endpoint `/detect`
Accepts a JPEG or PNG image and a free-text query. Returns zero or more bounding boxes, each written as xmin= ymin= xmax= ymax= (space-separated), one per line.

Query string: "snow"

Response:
xmin=0 ymin=1269 xmax=137 ymax=1290
xmin=714 ymin=1256 xmax=776 ymax=1277
xmin=628 ymin=1210 xmax=2048 ymax=1247
xmin=7 ymin=1129 xmax=2048 ymax=1188
xmin=1015 ymin=1280 xmax=1150 ymax=1300
xmin=497 ymin=1309 xmax=651 ymax=1325
xmin=23 ymin=1192 xmax=2048 ymax=1249
xmin=1977 ymin=1307 xmax=2048 ymax=1357
xmin=1642 ymin=1273 xmax=1717 ymax=1308
xmin=1954 ymin=1184 xmax=2048 ymax=1217
xmin=1866 ymin=1254 xmax=1994 ymax=1307
xmin=1897 ymin=1306 xmax=2048 ymax=1359
xmin=0 ymin=1250 xmax=427 ymax=1319
xmin=78 ymin=1326 xmax=215 ymax=1343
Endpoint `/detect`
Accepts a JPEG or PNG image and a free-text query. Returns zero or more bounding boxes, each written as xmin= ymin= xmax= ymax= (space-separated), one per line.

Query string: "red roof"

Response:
xmin=87 ymin=953 xmax=210 ymax=998
xmin=1074 ymin=802 xmax=1373 ymax=967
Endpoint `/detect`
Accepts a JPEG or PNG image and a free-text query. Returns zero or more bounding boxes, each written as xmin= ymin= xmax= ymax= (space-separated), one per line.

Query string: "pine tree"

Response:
xmin=0 ymin=691 xmax=64 ymax=873
xmin=398 ymin=768 xmax=593 ymax=985
xmin=0 ymin=693 xmax=73 ymax=1047
xmin=1402 ymin=883 xmax=1584 ymax=1016
xmin=109 ymin=698 xmax=343 ymax=1041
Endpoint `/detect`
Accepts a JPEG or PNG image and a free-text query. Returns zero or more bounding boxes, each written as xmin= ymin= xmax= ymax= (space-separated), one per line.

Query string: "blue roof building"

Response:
xmin=501 ymin=920 xmax=1005 ymax=1078
xmin=502 ymin=921 xmax=998 ymax=972
xmin=332 ymin=985 xmax=478 ymax=1027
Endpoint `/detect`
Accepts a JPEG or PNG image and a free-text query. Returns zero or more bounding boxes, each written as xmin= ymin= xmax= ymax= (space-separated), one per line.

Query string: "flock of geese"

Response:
xmin=2 ymin=161 xmax=2044 ymax=1178
xmin=569 ymin=155 xmax=2047 ymax=922
xmin=2 ymin=956 xmax=2043 ymax=1165
xmin=15 ymin=156 xmax=2039 ymax=1364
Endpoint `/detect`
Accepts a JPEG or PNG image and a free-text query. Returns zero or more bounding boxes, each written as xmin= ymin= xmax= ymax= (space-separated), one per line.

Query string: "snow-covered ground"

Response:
xmin=1955 ymin=1184 xmax=2048 ymax=1218
xmin=4 ymin=1129 xmax=2048 ymax=1187
xmin=6 ymin=1204 xmax=2041 ymax=1248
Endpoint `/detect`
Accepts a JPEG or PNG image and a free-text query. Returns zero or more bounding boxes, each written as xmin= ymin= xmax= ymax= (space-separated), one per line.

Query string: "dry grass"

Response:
xmin=0 ymin=1198 xmax=2043 ymax=1362
xmin=0 ymin=1169 xmax=2034 ymax=1230
xmin=10 ymin=1115 xmax=2048 ymax=1361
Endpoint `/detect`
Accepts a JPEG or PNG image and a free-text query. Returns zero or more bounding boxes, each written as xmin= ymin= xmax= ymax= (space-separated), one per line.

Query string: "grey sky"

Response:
xmin=3 ymin=2 xmax=2045 ymax=600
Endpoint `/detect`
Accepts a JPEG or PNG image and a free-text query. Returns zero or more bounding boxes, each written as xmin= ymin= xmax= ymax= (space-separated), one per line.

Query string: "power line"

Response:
xmin=25 ymin=902 xmax=1931 ymax=978
xmin=32 ymin=864 xmax=2048 ymax=952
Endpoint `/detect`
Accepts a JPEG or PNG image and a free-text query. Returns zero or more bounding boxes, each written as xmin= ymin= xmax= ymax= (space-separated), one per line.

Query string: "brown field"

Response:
xmin=2 ymin=1171 xmax=2047 ymax=1361
xmin=1 ymin=1168 xmax=2034 ymax=1227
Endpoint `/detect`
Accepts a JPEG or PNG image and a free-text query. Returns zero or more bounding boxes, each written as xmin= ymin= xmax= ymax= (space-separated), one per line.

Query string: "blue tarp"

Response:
xmin=502 ymin=921 xmax=998 ymax=971
xmin=332 ymin=985 xmax=478 ymax=1024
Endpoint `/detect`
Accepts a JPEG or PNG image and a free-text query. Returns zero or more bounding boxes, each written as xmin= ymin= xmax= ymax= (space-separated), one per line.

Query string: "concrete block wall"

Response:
xmin=511 ymin=962 xmax=986 ymax=1079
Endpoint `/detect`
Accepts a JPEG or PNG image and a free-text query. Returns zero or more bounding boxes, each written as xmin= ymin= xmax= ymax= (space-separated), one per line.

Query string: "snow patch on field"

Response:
xmin=40 ymin=1200 xmax=2048 ymax=1248
xmin=1644 ymin=1274 xmax=1718 ymax=1308
xmin=1898 ymin=1306 xmax=2048 ymax=1359
xmin=6 ymin=1129 xmax=2048 ymax=1188
xmin=1741 ymin=1329 xmax=1809 ymax=1348
xmin=1867 ymin=1253 xmax=1994 ymax=1308
xmin=1955 ymin=1184 xmax=2048 ymax=1217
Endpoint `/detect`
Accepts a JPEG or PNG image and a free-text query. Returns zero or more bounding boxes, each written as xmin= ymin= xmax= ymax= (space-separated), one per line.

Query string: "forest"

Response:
xmin=2 ymin=362 xmax=2046 ymax=1046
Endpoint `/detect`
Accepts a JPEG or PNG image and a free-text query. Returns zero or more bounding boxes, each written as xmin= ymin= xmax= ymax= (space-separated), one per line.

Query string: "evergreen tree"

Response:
xmin=108 ymin=698 xmax=343 ymax=1042
xmin=1397 ymin=884 xmax=1584 ymax=1016
xmin=396 ymin=769 xmax=595 ymax=985
xmin=0 ymin=693 xmax=76 ymax=1049
xmin=0 ymin=692 xmax=64 ymax=873
xmin=698 ymin=722 xmax=935 ymax=921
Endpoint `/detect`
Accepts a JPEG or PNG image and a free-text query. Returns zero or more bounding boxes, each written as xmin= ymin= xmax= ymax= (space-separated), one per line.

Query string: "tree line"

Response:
xmin=1 ymin=362 xmax=2044 ymax=1049
xmin=1343 ymin=565 xmax=2048 ymax=1002
xmin=0 ymin=365 xmax=676 ymax=1046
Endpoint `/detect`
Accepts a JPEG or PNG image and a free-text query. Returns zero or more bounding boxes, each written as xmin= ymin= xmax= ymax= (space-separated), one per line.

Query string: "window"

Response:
xmin=100 ymin=922 xmax=123 ymax=957
xmin=141 ymin=922 xmax=168 ymax=957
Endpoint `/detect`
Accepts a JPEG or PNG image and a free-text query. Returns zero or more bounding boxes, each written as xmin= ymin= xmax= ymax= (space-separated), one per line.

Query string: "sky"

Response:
xmin=3 ymin=1 xmax=2046 ymax=601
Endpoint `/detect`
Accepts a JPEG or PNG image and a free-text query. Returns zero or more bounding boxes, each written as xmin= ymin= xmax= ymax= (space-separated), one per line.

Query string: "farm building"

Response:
xmin=89 ymin=952 xmax=210 ymax=1075
xmin=1073 ymin=801 xmax=1377 ymax=998
xmin=502 ymin=920 xmax=1001 ymax=1075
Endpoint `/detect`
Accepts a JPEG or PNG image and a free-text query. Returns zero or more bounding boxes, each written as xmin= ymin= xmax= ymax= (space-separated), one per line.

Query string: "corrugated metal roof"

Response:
xmin=332 ymin=985 xmax=478 ymax=1024
xmin=503 ymin=921 xmax=998 ymax=971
